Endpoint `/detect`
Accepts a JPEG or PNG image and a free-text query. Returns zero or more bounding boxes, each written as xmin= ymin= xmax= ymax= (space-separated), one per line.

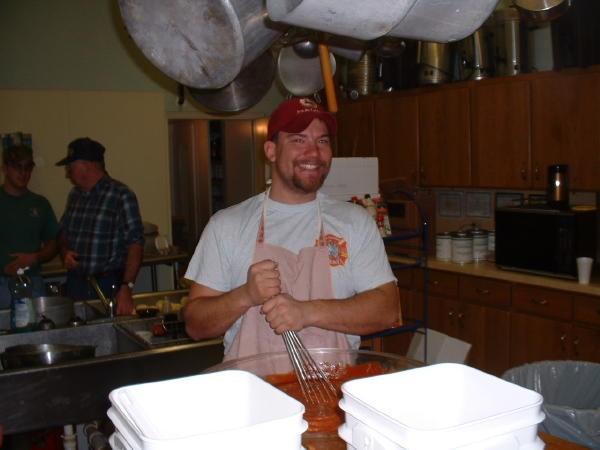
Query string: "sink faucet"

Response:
xmin=88 ymin=276 xmax=117 ymax=318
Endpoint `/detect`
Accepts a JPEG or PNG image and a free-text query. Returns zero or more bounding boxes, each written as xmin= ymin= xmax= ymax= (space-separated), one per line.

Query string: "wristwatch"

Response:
xmin=121 ymin=281 xmax=134 ymax=289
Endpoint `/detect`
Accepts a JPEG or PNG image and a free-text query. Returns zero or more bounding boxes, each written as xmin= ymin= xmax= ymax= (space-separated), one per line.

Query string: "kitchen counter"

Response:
xmin=389 ymin=256 xmax=600 ymax=297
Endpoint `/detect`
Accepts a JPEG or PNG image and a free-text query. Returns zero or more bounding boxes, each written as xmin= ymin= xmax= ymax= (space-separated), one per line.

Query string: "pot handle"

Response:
xmin=318 ymin=43 xmax=338 ymax=113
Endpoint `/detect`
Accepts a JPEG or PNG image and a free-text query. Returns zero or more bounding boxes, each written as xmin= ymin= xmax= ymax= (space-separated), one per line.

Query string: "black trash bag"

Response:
xmin=502 ymin=360 xmax=600 ymax=449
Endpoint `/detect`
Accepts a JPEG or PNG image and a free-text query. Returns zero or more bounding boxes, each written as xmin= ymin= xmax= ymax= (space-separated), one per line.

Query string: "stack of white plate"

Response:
xmin=338 ymin=363 xmax=546 ymax=450
xmin=108 ymin=370 xmax=307 ymax=450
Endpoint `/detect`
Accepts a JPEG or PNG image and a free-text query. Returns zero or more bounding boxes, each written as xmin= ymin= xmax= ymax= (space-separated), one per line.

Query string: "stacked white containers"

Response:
xmin=338 ymin=363 xmax=546 ymax=450
xmin=107 ymin=370 xmax=307 ymax=450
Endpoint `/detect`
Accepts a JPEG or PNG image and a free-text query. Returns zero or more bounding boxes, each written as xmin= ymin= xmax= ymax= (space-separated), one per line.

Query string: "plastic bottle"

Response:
xmin=363 ymin=194 xmax=377 ymax=220
xmin=375 ymin=197 xmax=392 ymax=237
xmin=9 ymin=267 xmax=36 ymax=332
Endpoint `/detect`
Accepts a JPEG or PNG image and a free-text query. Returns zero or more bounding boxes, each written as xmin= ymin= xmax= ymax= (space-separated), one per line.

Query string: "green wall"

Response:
xmin=0 ymin=0 xmax=284 ymax=117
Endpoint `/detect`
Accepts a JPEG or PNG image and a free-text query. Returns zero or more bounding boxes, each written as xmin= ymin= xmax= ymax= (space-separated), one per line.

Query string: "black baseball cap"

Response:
xmin=55 ymin=137 xmax=105 ymax=166
xmin=3 ymin=144 xmax=33 ymax=165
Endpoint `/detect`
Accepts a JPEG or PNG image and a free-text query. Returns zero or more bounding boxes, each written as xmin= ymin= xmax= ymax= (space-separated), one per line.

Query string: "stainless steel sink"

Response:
xmin=0 ymin=296 xmax=223 ymax=435
xmin=0 ymin=319 xmax=144 ymax=363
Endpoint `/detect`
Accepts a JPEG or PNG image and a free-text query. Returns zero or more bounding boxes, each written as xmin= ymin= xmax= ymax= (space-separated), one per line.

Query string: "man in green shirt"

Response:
xmin=0 ymin=145 xmax=59 ymax=308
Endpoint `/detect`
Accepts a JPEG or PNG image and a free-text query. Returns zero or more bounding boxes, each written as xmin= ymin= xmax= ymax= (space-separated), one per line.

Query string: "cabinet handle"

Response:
xmin=431 ymin=280 xmax=440 ymax=287
xmin=534 ymin=165 xmax=540 ymax=181
xmin=531 ymin=298 xmax=548 ymax=306
xmin=560 ymin=334 xmax=567 ymax=351
xmin=520 ymin=167 xmax=527 ymax=181
xmin=476 ymin=288 xmax=490 ymax=295
xmin=572 ymin=337 xmax=579 ymax=356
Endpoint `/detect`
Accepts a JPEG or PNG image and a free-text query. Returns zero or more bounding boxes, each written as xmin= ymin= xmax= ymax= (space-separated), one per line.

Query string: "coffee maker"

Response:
xmin=547 ymin=164 xmax=569 ymax=210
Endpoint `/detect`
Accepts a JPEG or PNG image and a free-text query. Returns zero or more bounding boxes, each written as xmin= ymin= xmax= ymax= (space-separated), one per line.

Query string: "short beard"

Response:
xmin=291 ymin=171 xmax=327 ymax=194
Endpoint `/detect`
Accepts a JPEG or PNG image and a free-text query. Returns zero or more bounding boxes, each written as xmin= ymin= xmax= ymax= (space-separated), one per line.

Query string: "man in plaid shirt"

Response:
xmin=56 ymin=137 xmax=144 ymax=315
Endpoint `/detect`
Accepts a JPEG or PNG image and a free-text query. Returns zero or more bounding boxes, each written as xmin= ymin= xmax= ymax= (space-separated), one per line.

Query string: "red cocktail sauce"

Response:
xmin=265 ymin=361 xmax=387 ymax=435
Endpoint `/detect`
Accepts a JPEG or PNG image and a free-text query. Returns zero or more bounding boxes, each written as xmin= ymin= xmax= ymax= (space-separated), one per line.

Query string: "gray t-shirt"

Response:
xmin=185 ymin=191 xmax=396 ymax=353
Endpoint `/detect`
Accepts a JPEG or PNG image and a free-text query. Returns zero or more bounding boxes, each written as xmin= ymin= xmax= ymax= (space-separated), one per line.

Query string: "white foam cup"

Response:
xmin=576 ymin=257 xmax=593 ymax=284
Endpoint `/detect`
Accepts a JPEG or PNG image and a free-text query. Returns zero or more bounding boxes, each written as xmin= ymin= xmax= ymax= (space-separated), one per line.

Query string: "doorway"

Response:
xmin=167 ymin=118 xmax=269 ymax=255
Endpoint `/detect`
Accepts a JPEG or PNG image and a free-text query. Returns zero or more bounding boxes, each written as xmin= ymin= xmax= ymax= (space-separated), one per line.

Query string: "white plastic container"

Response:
xmin=108 ymin=370 xmax=307 ymax=450
xmin=338 ymin=363 xmax=545 ymax=450
xmin=436 ymin=232 xmax=452 ymax=261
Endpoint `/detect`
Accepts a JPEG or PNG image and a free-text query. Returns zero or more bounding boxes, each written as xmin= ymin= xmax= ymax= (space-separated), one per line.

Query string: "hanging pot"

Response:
xmin=266 ymin=0 xmax=417 ymax=40
xmin=118 ymin=0 xmax=283 ymax=89
xmin=187 ymin=50 xmax=275 ymax=112
xmin=457 ymin=27 xmax=491 ymax=81
xmin=388 ymin=0 xmax=499 ymax=43
xmin=513 ymin=0 xmax=572 ymax=23
xmin=276 ymin=46 xmax=336 ymax=97
xmin=417 ymin=42 xmax=451 ymax=85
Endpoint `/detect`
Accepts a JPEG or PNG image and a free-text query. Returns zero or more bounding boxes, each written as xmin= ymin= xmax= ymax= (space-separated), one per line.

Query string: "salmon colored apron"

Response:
xmin=224 ymin=190 xmax=350 ymax=361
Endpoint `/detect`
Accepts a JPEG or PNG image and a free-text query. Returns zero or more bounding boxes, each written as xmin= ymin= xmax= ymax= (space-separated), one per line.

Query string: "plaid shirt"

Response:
xmin=59 ymin=176 xmax=144 ymax=276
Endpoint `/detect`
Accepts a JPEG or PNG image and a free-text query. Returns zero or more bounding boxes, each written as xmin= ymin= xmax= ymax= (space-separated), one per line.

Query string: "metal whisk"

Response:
xmin=282 ymin=330 xmax=337 ymax=404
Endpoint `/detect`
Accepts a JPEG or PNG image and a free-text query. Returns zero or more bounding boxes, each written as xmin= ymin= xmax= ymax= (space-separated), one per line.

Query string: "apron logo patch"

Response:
xmin=324 ymin=234 xmax=348 ymax=267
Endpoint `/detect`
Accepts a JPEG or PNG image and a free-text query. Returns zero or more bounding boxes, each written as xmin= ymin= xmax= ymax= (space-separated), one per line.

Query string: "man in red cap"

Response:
xmin=184 ymin=98 xmax=400 ymax=360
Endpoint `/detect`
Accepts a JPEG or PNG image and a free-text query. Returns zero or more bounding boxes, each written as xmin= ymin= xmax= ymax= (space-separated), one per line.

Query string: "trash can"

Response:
xmin=502 ymin=360 xmax=600 ymax=449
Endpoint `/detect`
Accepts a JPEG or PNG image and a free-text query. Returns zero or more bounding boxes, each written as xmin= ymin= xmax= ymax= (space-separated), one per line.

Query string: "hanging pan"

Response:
xmin=187 ymin=50 xmax=276 ymax=112
xmin=513 ymin=0 xmax=572 ymax=23
xmin=118 ymin=0 xmax=282 ymax=89
xmin=277 ymin=45 xmax=336 ymax=97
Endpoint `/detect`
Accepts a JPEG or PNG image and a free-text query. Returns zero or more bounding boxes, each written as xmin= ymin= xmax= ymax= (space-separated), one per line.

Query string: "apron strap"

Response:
xmin=257 ymin=188 xmax=325 ymax=247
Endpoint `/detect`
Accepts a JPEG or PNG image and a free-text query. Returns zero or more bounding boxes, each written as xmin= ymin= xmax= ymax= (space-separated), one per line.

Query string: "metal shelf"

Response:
xmin=361 ymin=188 xmax=430 ymax=362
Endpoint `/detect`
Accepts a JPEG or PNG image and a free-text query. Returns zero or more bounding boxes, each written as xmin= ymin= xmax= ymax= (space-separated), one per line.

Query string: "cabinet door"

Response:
xmin=373 ymin=95 xmax=419 ymax=184
xmin=512 ymin=285 xmax=573 ymax=321
xmin=510 ymin=312 xmax=571 ymax=367
xmin=459 ymin=275 xmax=511 ymax=308
xmin=470 ymin=79 xmax=531 ymax=188
xmin=572 ymin=294 xmax=600 ymax=362
xmin=481 ymin=306 xmax=511 ymax=376
xmin=428 ymin=294 xmax=460 ymax=339
xmin=418 ymin=87 xmax=470 ymax=187
xmin=531 ymin=70 xmax=600 ymax=190
xmin=336 ymin=99 xmax=375 ymax=157
xmin=571 ymin=325 xmax=600 ymax=363
xmin=459 ymin=275 xmax=511 ymax=375
xmin=453 ymin=301 xmax=485 ymax=369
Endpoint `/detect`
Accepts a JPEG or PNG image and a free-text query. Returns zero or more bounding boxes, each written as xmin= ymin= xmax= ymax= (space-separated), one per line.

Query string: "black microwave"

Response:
xmin=495 ymin=206 xmax=597 ymax=279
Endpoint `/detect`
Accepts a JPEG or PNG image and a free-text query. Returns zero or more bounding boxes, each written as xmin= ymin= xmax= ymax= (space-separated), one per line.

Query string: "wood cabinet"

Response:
xmin=510 ymin=285 xmax=600 ymax=367
xmin=510 ymin=312 xmax=572 ymax=365
xmin=336 ymin=66 xmax=600 ymax=190
xmin=418 ymin=86 xmax=471 ymax=187
xmin=419 ymin=270 xmax=509 ymax=374
xmin=459 ymin=275 xmax=511 ymax=375
xmin=336 ymin=93 xmax=419 ymax=184
xmin=572 ymin=294 xmax=600 ymax=361
xmin=373 ymin=95 xmax=419 ymax=184
xmin=510 ymin=283 xmax=574 ymax=367
xmin=335 ymin=98 xmax=375 ymax=157
xmin=531 ymin=69 xmax=600 ymax=191
xmin=421 ymin=271 xmax=599 ymax=375
xmin=470 ymin=78 xmax=531 ymax=188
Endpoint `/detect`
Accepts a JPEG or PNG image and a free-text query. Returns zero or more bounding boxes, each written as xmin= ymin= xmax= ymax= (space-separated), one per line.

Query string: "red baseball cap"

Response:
xmin=267 ymin=98 xmax=337 ymax=141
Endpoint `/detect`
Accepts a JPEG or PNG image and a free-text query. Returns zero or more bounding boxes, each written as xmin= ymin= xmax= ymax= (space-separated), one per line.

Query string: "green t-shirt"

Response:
xmin=0 ymin=187 xmax=59 ymax=276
